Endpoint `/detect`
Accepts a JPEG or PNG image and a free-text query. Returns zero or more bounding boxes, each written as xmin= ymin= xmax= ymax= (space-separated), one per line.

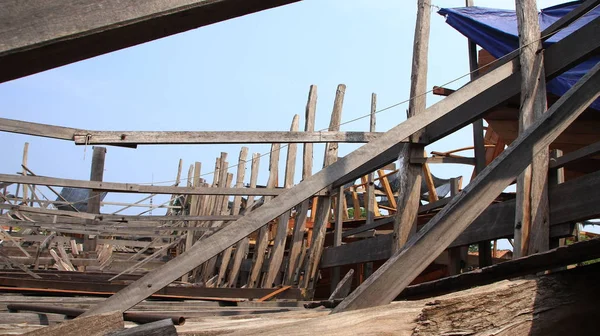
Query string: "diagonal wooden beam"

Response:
xmin=332 ymin=16 xmax=600 ymax=190
xmin=332 ymin=60 xmax=600 ymax=313
xmin=81 ymin=19 xmax=600 ymax=316
xmin=0 ymin=0 xmax=300 ymax=83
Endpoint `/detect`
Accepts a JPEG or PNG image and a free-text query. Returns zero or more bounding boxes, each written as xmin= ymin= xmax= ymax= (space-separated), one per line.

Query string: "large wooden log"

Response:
xmin=166 ymin=264 xmax=600 ymax=335
xmin=0 ymin=0 xmax=299 ymax=83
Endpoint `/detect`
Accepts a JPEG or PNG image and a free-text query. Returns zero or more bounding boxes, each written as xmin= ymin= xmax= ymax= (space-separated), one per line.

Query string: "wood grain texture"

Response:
xmin=81 ymin=27 xmax=599 ymax=315
xmin=0 ymin=173 xmax=283 ymax=196
xmin=333 ymin=61 xmax=600 ymax=313
xmin=0 ymin=0 xmax=299 ymax=83
xmin=23 ymin=311 xmax=123 ymax=336
xmin=264 ymin=115 xmax=299 ymax=287
xmin=302 ymin=84 xmax=345 ymax=290
xmin=248 ymin=144 xmax=280 ymax=288
xmin=513 ymin=0 xmax=550 ymax=258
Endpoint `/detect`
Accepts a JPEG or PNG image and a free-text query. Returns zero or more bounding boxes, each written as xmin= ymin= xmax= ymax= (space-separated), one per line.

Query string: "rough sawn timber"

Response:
xmin=332 ymin=59 xmax=600 ymax=313
xmin=82 ymin=20 xmax=599 ymax=315
xmin=0 ymin=0 xmax=300 ymax=83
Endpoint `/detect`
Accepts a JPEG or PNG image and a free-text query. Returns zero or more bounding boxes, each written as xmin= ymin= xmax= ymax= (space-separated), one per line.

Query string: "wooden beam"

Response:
xmin=302 ymin=84 xmax=345 ymax=290
xmin=421 ymin=16 xmax=600 ymax=145
xmin=285 ymin=85 xmax=317 ymax=285
xmin=22 ymin=311 xmax=123 ymax=336
xmin=84 ymin=146 xmax=106 ymax=251
xmin=81 ymin=25 xmax=600 ymax=315
xmin=332 ymin=60 xmax=600 ymax=313
xmin=264 ymin=116 xmax=298 ymax=287
xmin=107 ymin=319 xmax=177 ymax=336
xmin=549 ymin=140 xmax=600 ymax=169
xmin=216 ymin=148 xmax=248 ymax=287
xmin=514 ymin=0 xmax=550 ymax=257
xmin=248 ymin=144 xmax=280 ymax=288
xmin=0 ymin=173 xmax=285 ymax=196
xmin=227 ymin=152 xmax=260 ymax=287
xmin=393 ymin=0 xmax=430 ymax=252
xmin=0 ymin=0 xmax=300 ymax=83
xmin=0 ymin=118 xmax=383 ymax=145
xmin=400 ymin=238 xmax=600 ymax=300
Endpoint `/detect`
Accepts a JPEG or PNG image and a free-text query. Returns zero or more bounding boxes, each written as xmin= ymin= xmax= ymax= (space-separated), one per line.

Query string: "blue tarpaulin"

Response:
xmin=438 ymin=1 xmax=600 ymax=110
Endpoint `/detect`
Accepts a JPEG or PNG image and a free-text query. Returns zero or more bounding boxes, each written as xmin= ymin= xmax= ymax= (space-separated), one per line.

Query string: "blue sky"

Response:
xmin=0 ymin=0 xmax=570 ymax=244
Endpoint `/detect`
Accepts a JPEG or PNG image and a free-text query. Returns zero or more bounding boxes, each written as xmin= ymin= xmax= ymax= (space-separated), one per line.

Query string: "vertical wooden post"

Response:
xmin=216 ymin=147 xmax=248 ymax=287
xmin=466 ymin=0 xmax=493 ymax=267
xmin=365 ymin=93 xmax=377 ymax=225
xmin=330 ymin=185 xmax=345 ymax=292
xmin=285 ymin=85 xmax=317 ymax=285
xmin=228 ymin=152 xmax=260 ymax=287
xmin=514 ymin=0 xmax=550 ymax=257
xmin=302 ymin=84 xmax=345 ymax=290
xmin=21 ymin=142 xmax=29 ymax=206
xmin=248 ymin=144 xmax=280 ymax=288
xmin=549 ymin=149 xmax=567 ymax=249
xmin=265 ymin=115 xmax=299 ymax=287
xmin=182 ymin=162 xmax=201 ymax=283
xmin=393 ymin=0 xmax=430 ymax=253
xmin=447 ymin=178 xmax=467 ymax=275
xmin=84 ymin=146 xmax=106 ymax=252
xmin=202 ymin=153 xmax=230 ymax=283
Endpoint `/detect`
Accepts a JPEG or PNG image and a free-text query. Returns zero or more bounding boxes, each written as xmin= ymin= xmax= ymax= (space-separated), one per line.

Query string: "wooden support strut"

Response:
xmin=285 ymin=85 xmax=317 ymax=285
xmin=332 ymin=60 xmax=600 ymax=313
xmin=302 ymin=84 xmax=345 ymax=291
xmin=393 ymin=0 xmax=430 ymax=252
xmin=247 ymin=144 xmax=280 ymax=288
xmin=81 ymin=19 xmax=600 ymax=315
xmin=514 ymin=0 xmax=550 ymax=257
xmin=227 ymin=152 xmax=260 ymax=287
xmin=0 ymin=0 xmax=300 ymax=83
xmin=264 ymin=116 xmax=299 ymax=288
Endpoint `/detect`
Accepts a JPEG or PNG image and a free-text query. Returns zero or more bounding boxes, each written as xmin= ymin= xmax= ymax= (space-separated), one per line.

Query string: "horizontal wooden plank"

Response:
xmin=0 ymin=0 xmax=299 ymax=83
xmin=0 ymin=277 xmax=303 ymax=300
xmin=73 ymin=131 xmax=384 ymax=144
xmin=399 ymin=237 xmax=600 ymax=300
xmin=322 ymin=169 xmax=600 ymax=268
xmin=0 ymin=118 xmax=384 ymax=145
xmin=0 ymin=174 xmax=285 ymax=196
xmin=549 ymin=140 xmax=600 ymax=169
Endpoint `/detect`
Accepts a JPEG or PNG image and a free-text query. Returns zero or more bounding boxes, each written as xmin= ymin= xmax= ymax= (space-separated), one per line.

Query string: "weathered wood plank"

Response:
xmin=400 ymin=238 xmax=600 ymax=300
xmin=0 ymin=118 xmax=383 ymax=144
xmin=549 ymin=140 xmax=600 ymax=169
xmin=0 ymin=0 xmax=300 ymax=83
xmin=248 ymin=144 xmax=280 ymax=288
xmin=302 ymin=84 xmax=345 ymax=290
xmin=81 ymin=23 xmax=599 ymax=315
xmin=264 ymin=116 xmax=299 ymax=287
xmin=393 ymin=0 xmax=430 ymax=253
xmin=227 ymin=152 xmax=260 ymax=287
xmin=217 ymin=147 xmax=249 ymax=287
xmin=513 ymin=0 xmax=550 ymax=258
xmin=0 ymin=173 xmax=284 ymax=196
xmin=106 ymin=318 xmax=176 ymax=336
xmin=285 ymin=85 xmax=317 ymax=285
xmin=332 ymin=60 xmax=600 ymax=313
xmin=22 ymin=311 xmax=123 ymax=336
